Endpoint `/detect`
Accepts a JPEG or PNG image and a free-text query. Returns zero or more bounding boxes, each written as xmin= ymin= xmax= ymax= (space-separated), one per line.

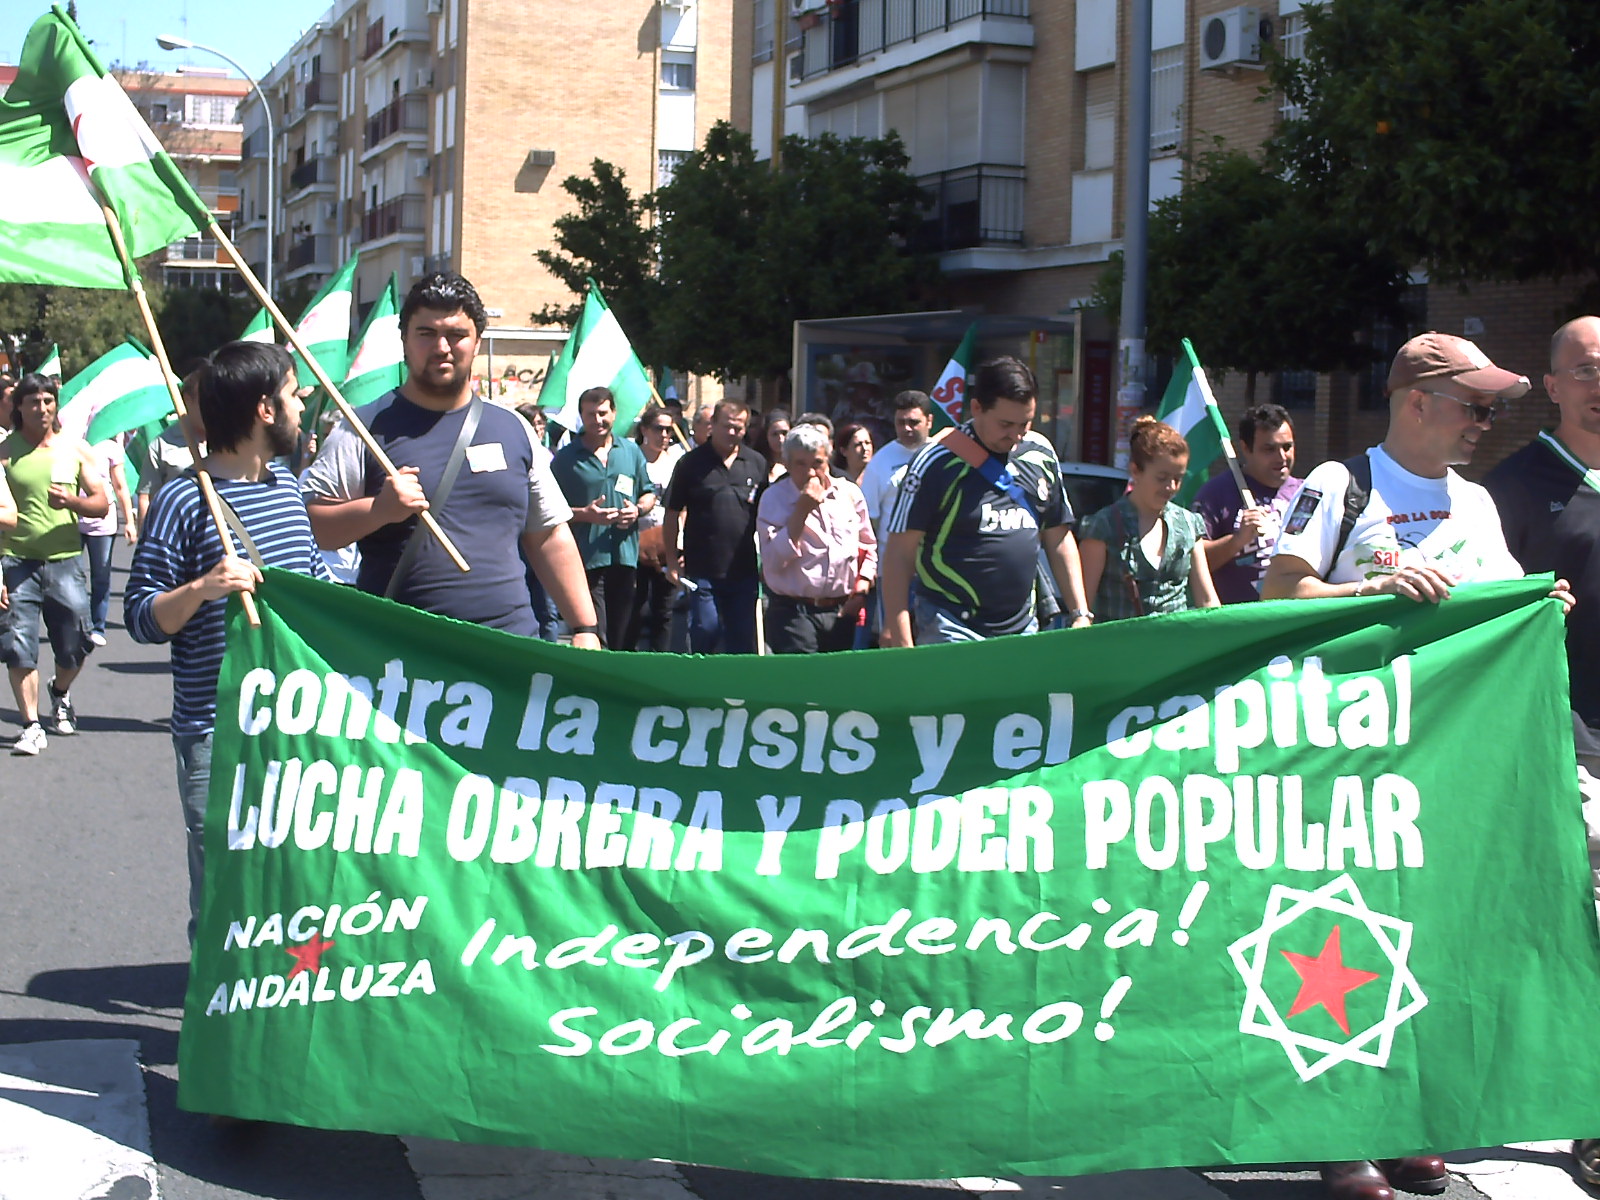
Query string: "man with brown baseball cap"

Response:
xmin=1266 ymin=331 xmax=1571 ymax=1199
xmin=1385 ymin=331 xmax=1532 ymax=400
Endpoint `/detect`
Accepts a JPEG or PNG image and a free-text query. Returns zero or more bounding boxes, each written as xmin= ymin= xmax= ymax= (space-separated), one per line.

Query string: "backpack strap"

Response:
xmin=1330 ymin=452 xmax=1372 ymax=571
xmin=385 ymin=394 xmax=483 ymax=599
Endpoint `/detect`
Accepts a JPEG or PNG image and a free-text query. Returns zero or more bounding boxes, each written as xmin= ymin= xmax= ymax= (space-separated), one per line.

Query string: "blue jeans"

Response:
xmin=82 ymin=533 xmax=114 ymax=635
xmin=173 ymin=730 xmax=213 ymax=945
xmin=687 ymin=575 xmax=759 ymax=654
xmin=914 ymin=593 xmax=1037 ymax=645
xmin=0 ymin=556 xmax=93 ymax=671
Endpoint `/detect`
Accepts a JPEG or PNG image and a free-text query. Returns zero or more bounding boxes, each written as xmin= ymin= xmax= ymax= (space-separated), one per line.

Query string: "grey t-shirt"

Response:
xmin=302 ymin=390 xmax=572 ymax=632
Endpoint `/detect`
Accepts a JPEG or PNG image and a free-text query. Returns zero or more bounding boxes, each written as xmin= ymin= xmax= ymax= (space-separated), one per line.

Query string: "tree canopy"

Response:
xmin=534 ymin=122 xmax=933 ymax=381
xmin=1271 ymin=0 xmax=1600 ymax=288
xmin=1094 ymin=146 xmax=1409 ymax=391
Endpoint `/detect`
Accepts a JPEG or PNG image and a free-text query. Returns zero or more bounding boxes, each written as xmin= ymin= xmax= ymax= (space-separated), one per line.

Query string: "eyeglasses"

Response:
xmin=646 ymin=423 xmax=674 ymax=433
xmin=1556 ymin=364 xmax=1600 ymax=384
xmin=1422 ymin=391 xmax=1507 ymax=424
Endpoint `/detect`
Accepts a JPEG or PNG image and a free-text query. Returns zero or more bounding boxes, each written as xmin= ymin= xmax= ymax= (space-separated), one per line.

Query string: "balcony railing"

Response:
xmin=916 ymin=163 xmax=1024 ymax=251
xmin=364 ymin=95 xmax=428 ymax=150
xmin=288 ymin=156 xmax=335 ymax=192
xmin=167 ymin=237 xmax=221 ymax=262
xmin=305 ymin=73 xmax=338 ymax=109
xmin=287 ymin=235 xmax=331 ymax=271
xmin=364 ymin=19 xmax=385 ymax=59
xmin=360 ymin=193 xmax=426 ymax=243
xmin=796 ymin=0 xmax=1029 ymax=79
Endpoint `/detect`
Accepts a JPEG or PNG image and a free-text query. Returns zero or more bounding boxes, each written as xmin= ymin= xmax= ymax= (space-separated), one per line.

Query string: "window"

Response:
xmin=1150 ymin=45 xmax=1184 ymax=155
xmin=186 ymin=93 xmax=239 ymax=126
xmin=1273 ymin=369 xmax=1317 ymax=410
xmin=661 ymin=57 xmax=696 ymax=91
xmin=149 ymin=102 xmax=170 ymax=123
xmin=753 ymin=0 xmax=775 ymax=63
xmin=1278 ymin=14 xmax=1310 ymax=121
xmin=1359 ymin=284 xmax=1428 ymax=410
xmin=658 ymin=149 xmax=690 ymax=188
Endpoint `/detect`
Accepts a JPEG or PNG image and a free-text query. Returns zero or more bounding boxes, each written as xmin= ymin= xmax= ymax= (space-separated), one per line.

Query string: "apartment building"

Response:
xmin=239 ymin=0 xmax=731 ymax=403
xmin=735 ymin=0 xmax=1571 ymax=471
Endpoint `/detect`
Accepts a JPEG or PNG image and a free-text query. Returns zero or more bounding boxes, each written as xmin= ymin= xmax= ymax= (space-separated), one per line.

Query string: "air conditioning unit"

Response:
xmin=410 ymin=256 xmax=425 ymax=276
xmin=425 ymin=0 xmax=443 ymax=12
xmin=323 ymin=201 xmax=339 ymax=221
xmin=1200 ymin=6 xmax=1262 ymax=69
xmin=414 ymin=68 xmax=434 ymax=90
xmin=661 ymin=0 xmax=692 ymax=9
xmin=414 ymin=158 xmax=431 ymax=178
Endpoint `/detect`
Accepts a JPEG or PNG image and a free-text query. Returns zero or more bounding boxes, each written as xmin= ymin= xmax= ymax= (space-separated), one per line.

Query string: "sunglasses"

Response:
xmin=1422 ymin=391 xmax=1507 ymax=425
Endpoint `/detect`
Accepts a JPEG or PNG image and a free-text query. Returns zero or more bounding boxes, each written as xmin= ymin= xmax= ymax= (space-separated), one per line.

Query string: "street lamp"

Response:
xmin=155 ymin=34 xmax=274 ymax=301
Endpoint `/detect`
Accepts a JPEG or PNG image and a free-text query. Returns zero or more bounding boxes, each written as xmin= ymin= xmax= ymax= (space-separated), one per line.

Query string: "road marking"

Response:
xmin=0 ymin=1039 xmax=157 ymax=1200
xmin=1450 ymin=1141 xmax=1593 ymax=1200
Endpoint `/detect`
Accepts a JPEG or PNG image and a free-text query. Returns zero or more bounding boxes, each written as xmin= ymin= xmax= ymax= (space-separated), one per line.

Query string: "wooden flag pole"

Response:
xmin=649 ymin=383 xmax=693 ymax=450
xmin=209 ymin=222 xmax=471 ymax=574
xmin=98 ymin=204 xmax=260 ymax=626
xmin=1190 ymin=361 xmax=1258 ymax=510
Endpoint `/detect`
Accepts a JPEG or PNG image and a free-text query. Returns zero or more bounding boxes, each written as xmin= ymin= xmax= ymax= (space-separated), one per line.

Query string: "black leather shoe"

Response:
xmin=1321 ymin=1160 xmax=1396 ymax=1200
xmin=1377 ymin=1156 xmax=1449 ymax=1195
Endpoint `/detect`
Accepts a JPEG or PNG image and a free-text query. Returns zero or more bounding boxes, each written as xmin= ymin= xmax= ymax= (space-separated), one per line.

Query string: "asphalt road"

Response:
xmin=0 ymin=545 xmax=1581 ymax=1200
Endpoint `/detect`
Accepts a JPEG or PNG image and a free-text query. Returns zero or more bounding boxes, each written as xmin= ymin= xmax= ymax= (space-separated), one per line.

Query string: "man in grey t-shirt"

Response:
xmin=302 ymin=273 xmax=598 ymax=644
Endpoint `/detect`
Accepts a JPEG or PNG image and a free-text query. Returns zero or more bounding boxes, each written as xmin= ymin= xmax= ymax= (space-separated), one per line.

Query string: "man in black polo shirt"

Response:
xmin=880 ymin=356 xmax=1092 ymax=645
xmin=662 ymin=400 xmax=765 ymax=654
xmin=1484 ymin=317 xmax=1600 ymax=1192
xmin=303 ymin=272 xmax=599 ymax=646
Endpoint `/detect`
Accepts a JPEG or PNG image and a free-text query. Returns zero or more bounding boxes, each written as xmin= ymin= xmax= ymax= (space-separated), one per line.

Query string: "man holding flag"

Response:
xmin=1194 ymin=403 xmax=1303 ymax=603
xmin=302 ymin=272 xmax=599 ymax=645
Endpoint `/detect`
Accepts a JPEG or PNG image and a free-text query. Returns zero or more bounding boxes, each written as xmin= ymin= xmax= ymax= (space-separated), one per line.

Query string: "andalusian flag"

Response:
xmin=56 ymin=338 xmax=169 ymax=444
xmin=36 ymin=343 xmax=62 ymax=377
xmin=1157 ymin=338 xmax=1233 ymax=506
xmin=240 ymin=308 xmax=274 ymax=344
xmin=538 ymin=282 xmax=653 ymax=433
xmin=928 ymin=323 xmax=977 ymax=429
xmin=0 ymin=7 xmax=212 ymax=289
xmin=291 ymin=252 xmax=358 ymax=391
xmin=342 ymin=273 xmax=404 ymax=407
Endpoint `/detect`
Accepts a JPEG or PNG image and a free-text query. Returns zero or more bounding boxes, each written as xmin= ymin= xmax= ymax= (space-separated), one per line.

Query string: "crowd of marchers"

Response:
xmin=1 ymin=274 xmax=1598 ymax=1194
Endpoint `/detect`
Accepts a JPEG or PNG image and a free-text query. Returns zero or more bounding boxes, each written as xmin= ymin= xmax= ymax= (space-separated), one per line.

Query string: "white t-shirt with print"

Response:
xmin=1272 ymin=444 xmax=1523 ymax=586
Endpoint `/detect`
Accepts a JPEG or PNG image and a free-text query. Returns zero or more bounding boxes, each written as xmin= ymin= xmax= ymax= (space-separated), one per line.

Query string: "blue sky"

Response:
xmin=7 ymin=0 xmax=338 ymax=80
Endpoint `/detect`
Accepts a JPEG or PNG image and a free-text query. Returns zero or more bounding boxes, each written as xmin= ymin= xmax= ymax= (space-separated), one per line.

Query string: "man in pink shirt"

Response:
xmin=756 ymin=422 xmax=875 ymax=653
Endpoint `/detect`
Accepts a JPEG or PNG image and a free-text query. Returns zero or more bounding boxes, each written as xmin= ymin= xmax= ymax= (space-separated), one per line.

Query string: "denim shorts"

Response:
xmin=0 ymin=556 xmax=93 ymax=672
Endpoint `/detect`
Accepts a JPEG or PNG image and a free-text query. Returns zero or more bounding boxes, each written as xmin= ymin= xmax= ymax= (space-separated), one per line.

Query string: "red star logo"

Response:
xmin=1280 ymin=925 xmax=1381 ymax=1035
xmin=285 ymin=933 xmax=336 ymax=979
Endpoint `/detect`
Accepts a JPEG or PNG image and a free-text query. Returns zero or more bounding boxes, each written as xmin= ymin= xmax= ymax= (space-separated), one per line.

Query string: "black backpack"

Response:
xmin=1329 ymin=452 xmax=1373 ymax=572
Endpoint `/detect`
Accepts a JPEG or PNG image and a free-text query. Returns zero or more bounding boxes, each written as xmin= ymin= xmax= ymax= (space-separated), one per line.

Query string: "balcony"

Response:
xmin=190 ymin=186 xmax=240 ymax=215
xmin=288 ymin=155 xmax=336 ymax=194
xmin=360 ymin=193 xmax=426 ymax=243
xmin=363 ymin=16 xmax=430 ymax=63
xmin=287 ymin=234 xmax=332 ymax=271
xmin=364 ymin=94 xmax=428 ymax=152
xmin=364 ymin=19 xmax=385 ymax=58
xmin=166 ymin=236 xmax=222 ymax=262
xmin=916 ymin=164 xmax=1024 ymax=251
xmin=795 ymin=0 xmax=1030 ymax=81
xmin=305 ymin=73 xmax=338 ymax=110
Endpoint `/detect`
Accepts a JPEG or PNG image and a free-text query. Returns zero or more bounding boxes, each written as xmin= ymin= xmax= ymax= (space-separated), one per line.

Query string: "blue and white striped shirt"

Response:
xmin=125 ymin=463 xmax=331 ymax=735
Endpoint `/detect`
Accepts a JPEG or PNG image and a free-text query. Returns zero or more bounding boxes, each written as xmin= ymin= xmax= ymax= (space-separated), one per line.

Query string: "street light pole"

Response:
xmin=156 ymin=35 xmax=274 ymax=301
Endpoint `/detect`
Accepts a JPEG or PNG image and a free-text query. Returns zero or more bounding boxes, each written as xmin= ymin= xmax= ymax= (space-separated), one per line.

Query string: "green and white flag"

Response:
xmin=539 ymin=283 xmax=653 ymax=433
xmin=341 ymin=273 xmax=404 ymax=408
xmin=0 ymin=7 xmax=212 ymax=289
xmin=179 ymin=571 xmax=1600 ymax=1178
xmin=928 ymin=323 xmax=978 ymax=429
xmin=291 ymin=253 xmax=359 ymax=393
xmin=36 ymin=343 xmax=61 ymax=377
xmin=56 ymin=338 xmax=168 ymax=444
xmin=1157 ymin=338 xmax=1233 ymax=506
xmin=240 ymin=308 xmax=275 ymax=344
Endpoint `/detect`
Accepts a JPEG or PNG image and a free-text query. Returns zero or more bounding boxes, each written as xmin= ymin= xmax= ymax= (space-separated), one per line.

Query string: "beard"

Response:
xmin=266 ymin=402 xmax=300 ymax=458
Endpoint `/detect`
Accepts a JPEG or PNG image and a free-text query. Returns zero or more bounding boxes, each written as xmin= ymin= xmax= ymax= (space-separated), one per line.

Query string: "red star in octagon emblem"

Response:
xmin=1280 ymin=925 xmax=1381 ymax=1035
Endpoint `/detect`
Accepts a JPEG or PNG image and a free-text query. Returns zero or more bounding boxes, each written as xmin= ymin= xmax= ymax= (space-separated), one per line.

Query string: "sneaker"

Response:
xmin=88 ymin=631 xmax=107 ymax=647
xmin=1576 ymin=1139 xmax=1600 ymax=1187
xmin=11 ymin=723 xmax=46 ymax=756
xmin=48 ymin=683 xmax=76 ymax=736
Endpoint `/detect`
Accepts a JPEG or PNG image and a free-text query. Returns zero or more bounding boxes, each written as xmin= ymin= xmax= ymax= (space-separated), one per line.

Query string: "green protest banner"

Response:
xmin=179 ymin=571 xmax=1600 ymax=1179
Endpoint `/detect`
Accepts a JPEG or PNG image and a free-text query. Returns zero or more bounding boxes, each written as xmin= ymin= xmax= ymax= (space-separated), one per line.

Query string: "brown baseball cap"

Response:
xmin=1386 ymin=332 xmax=1530 ymax=399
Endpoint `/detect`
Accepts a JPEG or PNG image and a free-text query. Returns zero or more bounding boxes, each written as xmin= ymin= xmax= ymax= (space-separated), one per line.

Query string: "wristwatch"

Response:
xmin=1066 ymin=608 xmax=1093 ymax=622
xmin=570 ymin=623 xmax=602 ymax=637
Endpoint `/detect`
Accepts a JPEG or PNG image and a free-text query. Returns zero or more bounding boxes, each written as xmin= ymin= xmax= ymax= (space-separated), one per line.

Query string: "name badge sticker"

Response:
xmin=1282 ymin=487 xmax=1322 ymax=536
xmin=615 ymin=473 xmax=636 ymax=498
xmin=466 ymin=442 xmax=508 ymax=473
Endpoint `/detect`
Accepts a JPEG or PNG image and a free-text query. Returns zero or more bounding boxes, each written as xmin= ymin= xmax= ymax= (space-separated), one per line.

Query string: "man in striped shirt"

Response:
xmin=126 ymin=340 xmax=331 ymax=941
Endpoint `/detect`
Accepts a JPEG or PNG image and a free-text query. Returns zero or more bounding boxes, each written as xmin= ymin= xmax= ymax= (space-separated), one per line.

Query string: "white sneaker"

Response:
xmin=88 ymin=631 xmax=107 ymax=647
xmin=11 ymin=723 xmax=46 ymax=756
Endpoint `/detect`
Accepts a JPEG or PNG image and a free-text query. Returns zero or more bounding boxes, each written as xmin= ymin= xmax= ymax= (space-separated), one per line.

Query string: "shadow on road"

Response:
xmin=26 ymin=960 xmax=188 ymax=1019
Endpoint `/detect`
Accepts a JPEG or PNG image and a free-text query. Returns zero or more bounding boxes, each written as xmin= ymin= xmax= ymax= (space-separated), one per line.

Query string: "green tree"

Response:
xmin=156 ymin=285 xmax=253 ymax=368
xmin=532 ymin=160 xmax=658 ymax=359
xmin=1271 ymin=0 xmax=1600 ymax=287
xmin=1094 ymin=147 xmax=1410 ymax=399
xmin=656 ymin=123 xmax=933 ymax=380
